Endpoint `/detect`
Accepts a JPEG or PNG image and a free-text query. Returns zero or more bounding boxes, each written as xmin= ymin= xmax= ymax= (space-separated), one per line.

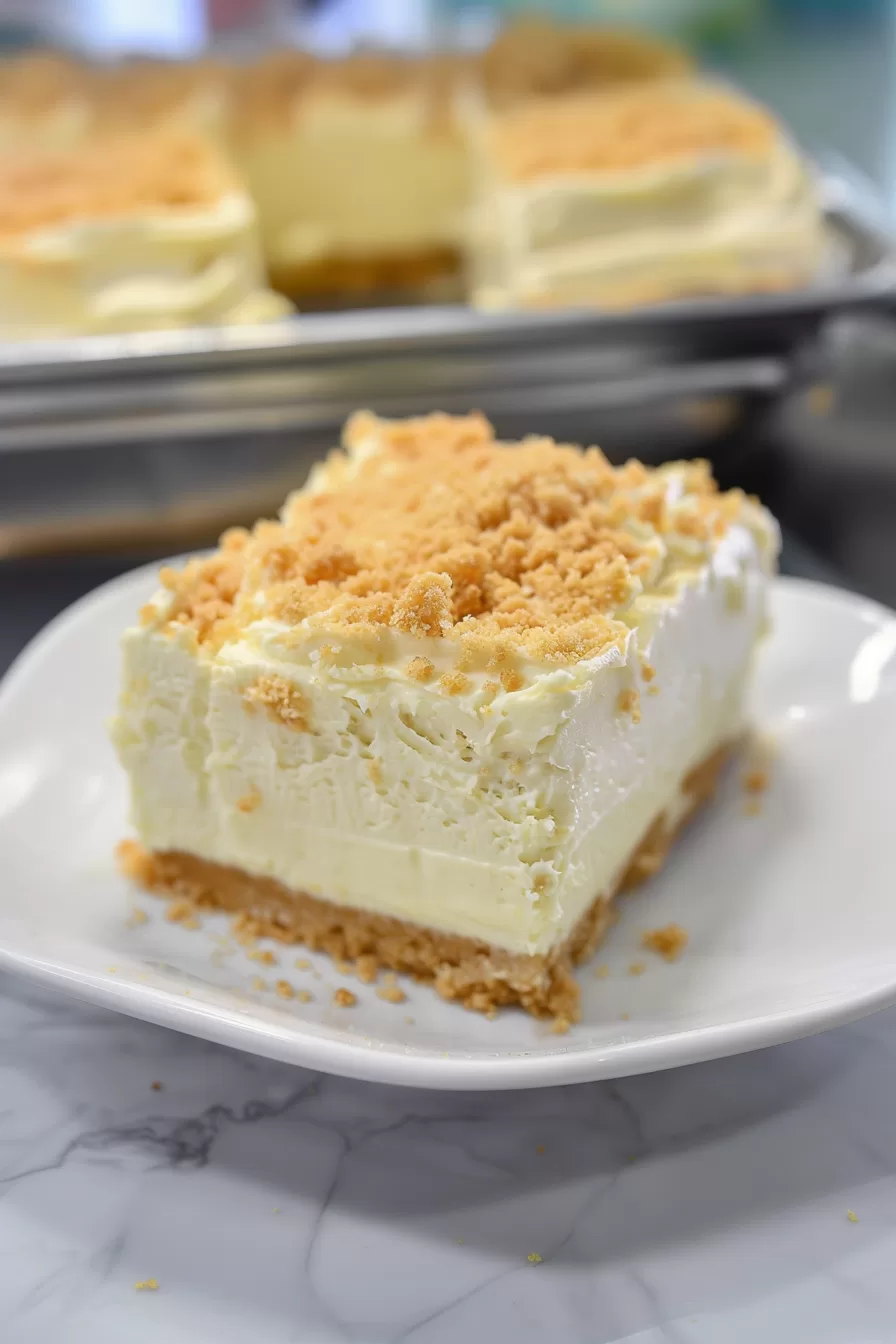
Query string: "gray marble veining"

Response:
xmin=1 ymin=972 xmax=896 ymax=1342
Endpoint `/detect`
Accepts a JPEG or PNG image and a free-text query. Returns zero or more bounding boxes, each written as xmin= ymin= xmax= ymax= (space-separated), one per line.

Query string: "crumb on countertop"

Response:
xmin=333 ymin=988 xmax=357 ymax=1007
xmin=641 ymin=923 xmax=688 ymax=962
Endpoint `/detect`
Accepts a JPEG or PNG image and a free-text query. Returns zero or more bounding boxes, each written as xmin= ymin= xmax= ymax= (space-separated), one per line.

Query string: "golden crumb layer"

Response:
xmin=481 ymin=19 xmax=691 ymax=108
xmin=268 ymin=245 xmax=459 ymax=302
xmin=487 ymin=81 xmax=778 ymax=182
xmin=117 ymin=742 xmax=730 ymax=1023
xmin=154 ymin=411 xmax=747 ymax=667
xmin=0 ymin=130 xmax=234 ymax=238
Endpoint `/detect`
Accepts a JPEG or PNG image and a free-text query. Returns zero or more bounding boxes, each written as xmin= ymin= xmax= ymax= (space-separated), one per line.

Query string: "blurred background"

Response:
xmin=1 ymin=0 xmax=896 ymax=673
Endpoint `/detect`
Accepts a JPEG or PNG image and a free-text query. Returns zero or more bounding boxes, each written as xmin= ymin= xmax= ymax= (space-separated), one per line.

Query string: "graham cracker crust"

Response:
xmin=270 ymin=245 xmax=459 ymax=302
xmin=120 ymin=741 xmax=732 ymax=1026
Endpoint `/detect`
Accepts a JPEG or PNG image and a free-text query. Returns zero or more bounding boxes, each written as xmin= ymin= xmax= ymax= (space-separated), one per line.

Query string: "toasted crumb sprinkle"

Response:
xmin=135 ymin=1279 xmax=159 ymax=1291
xmin=158 ymin=412 xmax=752 ymax=669
xmin=406 ymin=655 xmax=435 ymax=682
xmin=743 ymin=767 xmax=770 ymax=794
xmin=847 ymin=1209 xmax=859 ymax=1224
xmin=150 ymin=1080 xmax=162 ymax=1092
xmin=275 ymin=979 xmax=294 ymax=999
xmin=641 ymin=924 xmax=688 ymax=962
xmin=489 ymin=81 xmax=777 ymax=183
xmin=628 ymin=961 xmax=646 ymax=977
xmin=355 ymin=954 xmax=379 ymax=984
xmin=439 ymin=670 xmax=471 ymax=697
xmin=333 ymin=988 xmax=357 ymax=1007
xmin=377 ymin=978 xmax=407 ymax=1005
xmin=248 ymin=948 xmax=278 ymax=966
xmin=296 ymin=989 xmax=313 ymax=1003
xmin=527 ymin=1252 xmax=543 ymax=1265
xmin=500 ymin=668 xmax=525 ymax=693
xmin=165 ymin=899 xmax=195 ymax=925
xmin=617 ymin=687 xmax=641 ymax=723
xmin=251 ymin=976 xmax=268 ymax=992
xmin=236 ymin=785 xmax=263 ymax=813
xmin=243 ymin=675 xmax=309 ymax=732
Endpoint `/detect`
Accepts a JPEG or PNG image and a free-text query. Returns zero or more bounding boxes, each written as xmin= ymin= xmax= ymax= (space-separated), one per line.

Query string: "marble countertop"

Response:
xmin=3 ymin=971 xmax=896 ymax=1342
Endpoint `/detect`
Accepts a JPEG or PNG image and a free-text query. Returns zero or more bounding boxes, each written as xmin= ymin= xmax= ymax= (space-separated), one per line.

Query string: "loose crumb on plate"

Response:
xmin=129 ymin=907 xmax=148 ymax=926
xmin=248 ymin=948 xmax=278 ymax=966
xmin=628 ymin=961 xmax=646 ymax=977
xmin=847 ymin=1209 xmax=859 ymax=1223
xmin=333 ymin=988 xmax=357 ymax=1007
xmin=404 ymin=1015 xmax=415 ymax=1026
xmin=550 ymin=1016 xmax=571 ymax=1035
xmin=376 ymin=974 xmax=407 ymax=1004
xmin=527 ymin=1252 xmax=543 ymax=1265
xmin=536 ymin=1144 xmax=546 ymax=1155
xmin=297 ymin=989 xmax=313 ymax=1004
xmin=150 ymin=1081 xmax=162 ymax=1092
xmin=594 ymin=963 xmax=610 ymax=979
xmin=295 ymin=957 xmax=311 ymax=970
xmin=275 ymin=980 xmax=295 ymax=999
xmin=743 ymin=767 xmax=770 ymax=794
xmin=355 ymin=954 xmax=379 ymax=984
xmin=641 ymin=923 xmax=688 ymax=962
xmin=135 ymin=1279 xmax=159 ymax=1292
xmin=251 ymin=976 xmax=268 ymax=993
xmin=743 ymin=797 xmax=763 ymax=817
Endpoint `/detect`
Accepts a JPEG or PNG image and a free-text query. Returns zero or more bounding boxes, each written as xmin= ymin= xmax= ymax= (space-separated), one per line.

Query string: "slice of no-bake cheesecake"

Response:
xmin=113 ymin=413 xmax=777 ymax=1025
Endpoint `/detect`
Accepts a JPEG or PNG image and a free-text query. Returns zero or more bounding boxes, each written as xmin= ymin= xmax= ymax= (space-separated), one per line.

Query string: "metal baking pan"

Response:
xmin=0 ymin=160 xmax=892 ymax=408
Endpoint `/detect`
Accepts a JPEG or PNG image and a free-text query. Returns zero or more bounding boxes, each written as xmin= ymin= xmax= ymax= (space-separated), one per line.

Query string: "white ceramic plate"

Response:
xmin=1 ymin=566 xmax=895 ymax=1090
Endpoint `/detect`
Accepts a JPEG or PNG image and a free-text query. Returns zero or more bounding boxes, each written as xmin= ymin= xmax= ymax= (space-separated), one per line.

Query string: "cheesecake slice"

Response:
xmin=0 ymin=129 xmax=291 ymax=338
xmin=468 ymin=79 xmax=824 ymax=311
xmin=113 ymin=412 xmax=777 ymax=1024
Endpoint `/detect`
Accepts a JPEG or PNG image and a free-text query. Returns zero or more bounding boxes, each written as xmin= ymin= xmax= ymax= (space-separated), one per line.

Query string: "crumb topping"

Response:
xmin=487 ymin=81 xmax=778 ymax=183
xmin=0 ymin=130 xmax=234 ymax=238
xmin=243 ymin=675 xmax=309 ymax=731
xmin=616 ymin=687 xmax=641 ymax=723
xmin=151 ymin=412 xmax=756 ymax=669
xmin=641 ymin=923 xmax=688 ymax=961
xmin=481 ymin=19 xmax=689 ymax=109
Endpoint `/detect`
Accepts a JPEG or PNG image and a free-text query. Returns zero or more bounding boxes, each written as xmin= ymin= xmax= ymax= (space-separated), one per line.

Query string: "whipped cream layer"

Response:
xmin=113 ymin=417 xmax=777 ymax=957
xmin=0 ymin=139 xmax=291 ymax=338
xmin=469 ymin=84 xmax=825 ymax=310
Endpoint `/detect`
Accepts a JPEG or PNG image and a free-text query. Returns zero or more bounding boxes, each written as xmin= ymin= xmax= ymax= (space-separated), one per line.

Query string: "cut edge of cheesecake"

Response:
xmin=118 ymin=739 xmax=731 ymax=1029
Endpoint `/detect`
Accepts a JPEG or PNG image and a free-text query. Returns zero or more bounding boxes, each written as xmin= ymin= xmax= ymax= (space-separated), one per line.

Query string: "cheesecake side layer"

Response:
xmin=468 ymin=83 xmax=825 ymax=311
xmin=0 ymin=133 xmax=291 ymax=337
xmin=120 ymin=738 xmax=730 ymax=1023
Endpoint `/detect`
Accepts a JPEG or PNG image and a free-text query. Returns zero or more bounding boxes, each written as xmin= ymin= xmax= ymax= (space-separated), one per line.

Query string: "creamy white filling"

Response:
xmin=469 ymin=139 xmax=824 ymax=309
xmin=234 ymin=97 xmax=470 ymax=269
xmin=113 ymin=516 xmax=773 ymax=956
xmin=0 ymin=191 xmax=291 ymax=338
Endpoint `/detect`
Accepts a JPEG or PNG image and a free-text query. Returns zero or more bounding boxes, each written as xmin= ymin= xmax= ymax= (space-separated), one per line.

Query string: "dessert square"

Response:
xmin=113 ymin=413 xmax=777 ymax=1025
xmin=230 ymin=52 xmax=471 ymax=303
xmin=0 ymin=129 xmax=290 ymax=337
xmin=467 ymin=79 xmax=825 ymax=310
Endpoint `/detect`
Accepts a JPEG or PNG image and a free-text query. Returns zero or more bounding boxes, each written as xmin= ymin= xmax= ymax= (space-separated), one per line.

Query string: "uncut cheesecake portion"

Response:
xmin=112 ymin=413 xmax=778 ymax=1022
xmin=0 ymin=130 xmax=290 ymax=338
xmin=468 ymin=79 xmax=824 ymax=311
